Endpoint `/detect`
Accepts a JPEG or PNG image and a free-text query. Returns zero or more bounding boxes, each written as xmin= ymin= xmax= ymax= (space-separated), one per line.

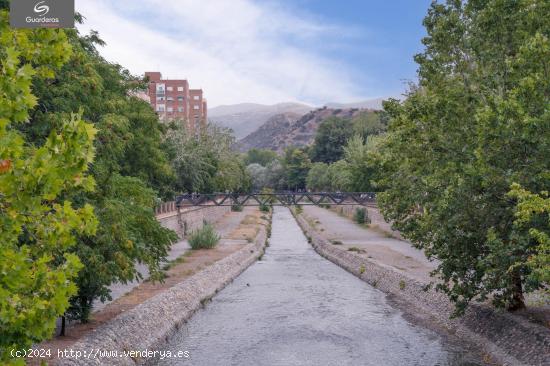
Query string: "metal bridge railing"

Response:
xmin=174 ymin=192 xmax=376 ymax=207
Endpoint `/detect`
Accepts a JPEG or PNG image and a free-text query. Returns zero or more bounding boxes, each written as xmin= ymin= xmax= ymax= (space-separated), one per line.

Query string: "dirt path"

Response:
xmin=301 ymin=205 xmax=437 ymax=283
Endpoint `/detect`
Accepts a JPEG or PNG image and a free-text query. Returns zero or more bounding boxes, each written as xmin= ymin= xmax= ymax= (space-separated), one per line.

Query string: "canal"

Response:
xmin=153 ymin=207 xmax=484 ymax=366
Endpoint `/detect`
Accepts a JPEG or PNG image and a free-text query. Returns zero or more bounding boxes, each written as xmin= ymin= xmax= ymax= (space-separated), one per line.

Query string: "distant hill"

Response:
xmin=238 ymin=107 xmax=372 ymax=153
xmin=324 ymin=98 xmax=385 ymax=110
xmin=208 ymin=102 xmax=313 ymax=139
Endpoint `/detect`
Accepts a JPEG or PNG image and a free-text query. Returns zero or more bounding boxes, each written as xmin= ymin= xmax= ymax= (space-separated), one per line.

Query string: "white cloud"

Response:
xmin=76 ymin=0 xmax=370 ymax=106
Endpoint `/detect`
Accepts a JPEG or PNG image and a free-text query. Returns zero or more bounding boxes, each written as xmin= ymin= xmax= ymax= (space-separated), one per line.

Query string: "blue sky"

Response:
xmin=77 ymin=0 xmax=432 ymax=107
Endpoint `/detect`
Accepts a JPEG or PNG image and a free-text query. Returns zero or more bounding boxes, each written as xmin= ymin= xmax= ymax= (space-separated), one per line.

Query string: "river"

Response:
xmin=152 ymin=206 xmax=484 ymax=366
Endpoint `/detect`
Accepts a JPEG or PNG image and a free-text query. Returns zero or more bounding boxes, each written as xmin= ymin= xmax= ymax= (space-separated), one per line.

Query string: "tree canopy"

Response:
xmin=378 ymin=0 xmax=550 ymax=314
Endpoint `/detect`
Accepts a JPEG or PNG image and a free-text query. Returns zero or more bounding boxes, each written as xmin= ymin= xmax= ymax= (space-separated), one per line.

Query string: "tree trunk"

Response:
xmin=507 ymin=271 xmax=525 ymax=311
xmin=60 ymin=315 xmax=66 ymax=336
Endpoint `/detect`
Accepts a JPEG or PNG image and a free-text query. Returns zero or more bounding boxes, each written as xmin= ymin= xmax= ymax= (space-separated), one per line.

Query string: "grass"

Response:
xmin=231 ymin=204 xmax=243 ymax=212
xmin=359 ymin=264 xmax=366 ymax=274
xmin=399 ymin=280 xmax=406 ymax=290
xmin=347 ymin=246 xmax=367 ymax=254
xmin=188 ymin=223 xmax=220 ymax=249
xmin=330 ymin=239 xmax=343 ymax=245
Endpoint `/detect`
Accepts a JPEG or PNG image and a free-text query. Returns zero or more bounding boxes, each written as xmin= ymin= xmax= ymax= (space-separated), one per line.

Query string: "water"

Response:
xmin=152 ymin=207 xmax=483 ymax=366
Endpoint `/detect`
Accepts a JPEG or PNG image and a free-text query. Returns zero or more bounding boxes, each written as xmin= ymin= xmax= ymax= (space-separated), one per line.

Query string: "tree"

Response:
xmin=306 ymin=162 xmax=330 ymax=191
xmin=327 ymin=160 xmax=352 ymax=192
xmin=244 ymin=148 xmax=278 ymax=167
xmin=247 ymin=163 xmax=269 ymax=190
xmin=0 ymin=9 xmax=97 ymax=363
xmin=343 ymin=134 xmax=383 ymax=192
xmin=282 ymin=147 xmax=311 ymax=190
xmin=378 ymin=0 xmax=550 ymax=314
xmin=310 ymin=117 xmax=353 ymax=163
xmin=351 ymin=110 xmax=387 ymax=140
xmin=20 ymin=24 xmax=178 ymax=322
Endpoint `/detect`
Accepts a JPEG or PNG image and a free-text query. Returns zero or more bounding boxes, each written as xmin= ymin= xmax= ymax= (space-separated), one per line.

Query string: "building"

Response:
xmin=144 ymin=72 xmax=207 ymax=132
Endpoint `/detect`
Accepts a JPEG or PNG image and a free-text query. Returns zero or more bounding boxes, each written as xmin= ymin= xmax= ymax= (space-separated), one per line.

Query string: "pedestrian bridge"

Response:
xmin=175 ymin=192 xmax=376 ymax=207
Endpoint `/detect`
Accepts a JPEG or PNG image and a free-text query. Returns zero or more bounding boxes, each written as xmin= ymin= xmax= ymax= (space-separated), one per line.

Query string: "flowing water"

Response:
xmin=152 ymin=207 xmax=484 ymax=366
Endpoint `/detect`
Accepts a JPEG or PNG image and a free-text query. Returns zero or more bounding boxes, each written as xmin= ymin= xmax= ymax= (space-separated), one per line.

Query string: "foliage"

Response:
xmin=188 ymin=223 xmax=220 ymax=250
xmin=282 ymin=147 xmax=311 ymax=190
xmin=247 ymin=163 xmax=268 ymax=190
xmin=244 ymin=148 xmax=278 ymax=167
xmin=327 ymin=160 xmax=352 ymax=191
xmin=0 ymin=10 xmax=98 ymax=363
xmin=508 ymin=184 xmax=550 ymax=297
xmin=306 ymin=162 xmax=330 ymax=191
xmin=68 ymin=175 xmax=177 ymax=321
xmin=343 ymin=135 xmax=383 ymax=192
xmin=231 ymin=204 xmax=243 ymax=212
xmin=351 ymin=110 xmax=387 ymax=140
xmin=353 ymin=208 xmax=368 ymax=225
xmin=310 ymin=116 xmax=354 ymax=163
xmin=165 ymin=122 xmax=250 ymax=193
xmin=378 ymin=0 xmax=550 ymax=314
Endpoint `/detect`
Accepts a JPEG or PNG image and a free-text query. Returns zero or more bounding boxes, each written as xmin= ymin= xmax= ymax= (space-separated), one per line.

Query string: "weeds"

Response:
xmin=188 ymin=223 xmax=220 ymax=249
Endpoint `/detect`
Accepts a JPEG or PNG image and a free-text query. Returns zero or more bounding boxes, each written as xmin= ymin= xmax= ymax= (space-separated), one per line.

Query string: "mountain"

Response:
xmin=238 ymin=107 xmax=371 ymax=153
xmin=324 ymin=98 xmax=385 ymax=110
xmin=208 ymin=102 xmax=313 ymax=139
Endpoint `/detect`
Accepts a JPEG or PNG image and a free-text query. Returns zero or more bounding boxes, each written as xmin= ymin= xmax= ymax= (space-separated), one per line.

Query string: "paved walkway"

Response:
xmin=153 ymin=207 xmax=483 ymax=366
xmin=93 ymin=207 xmax=256 ymax=312
xmin=301 ymin=205 xmax=438 ymax=282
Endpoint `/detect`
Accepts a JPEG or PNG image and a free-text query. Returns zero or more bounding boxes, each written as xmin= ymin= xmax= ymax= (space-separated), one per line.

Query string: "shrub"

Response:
xmin=231 ymin=204 xmax=243 ymax=212
xmin=295 ymin=205 xmax=303 ymax=214
xmin=354 ymin=207 xmax=368 ymax=224
xmin=260 ymin=203 xmax=270 ymax=212
xmin=188 ymin=224 xmax=220 ymax=249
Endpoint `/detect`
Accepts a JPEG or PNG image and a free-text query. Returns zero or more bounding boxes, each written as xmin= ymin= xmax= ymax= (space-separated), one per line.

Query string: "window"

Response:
xmin=167 ymin=107 xmax=173 ymax=112
xmin=193 ymin=105 xmax=200 ymax=110
xmin=156 ymin=96 xmax=165 ymax=101
xmin=177 ymin=107 xmax=184 ymax=112
xmin=193 ymin=95 xmax=200 ymax=100
xmin=177 ymin=96 xmax=184 ymax=101
xmin=177 ymin=86 xmax=184 ymax=91
xmin=156 ymin=84 xmax=165 ymax=95
xmin=156 ymin=104 xmax=165 ymax=112
xmin=166 ymin=96 xmax=174 ymax=101
xmin=167 ymin=86 xmax=173 ymax=91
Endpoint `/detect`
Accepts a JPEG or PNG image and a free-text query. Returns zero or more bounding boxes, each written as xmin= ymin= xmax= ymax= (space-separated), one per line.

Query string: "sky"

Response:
xmin=76 ymin=0 xmax=432 ymax=107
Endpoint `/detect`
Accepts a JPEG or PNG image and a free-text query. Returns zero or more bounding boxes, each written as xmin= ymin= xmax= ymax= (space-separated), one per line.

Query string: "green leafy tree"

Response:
xmin=378 ymin=0 xmax=550 ymax=314
xmin=306 ymin=162 xmax=330 ymax=191
xmin=351 ymin=110 xmax=387 ymax=140
xmin=327 ymin=160 xmax=352 ymax=191
xmin=507 ymin=184 xmax=550 ymax=297
xmin=244 ymin=148 xmax=278 ymax=167
xmin=343 ymin=134 xmax=384 ymax=192
xmin=282 ymin=147 xmax=311 ymax=190
xmin=19 ymin=24 xmax=178 ymax=322
xmin=310 ymin=117 xmax=353 ymax=163
xmin=0 ymin=10 xmax=98 ymax=363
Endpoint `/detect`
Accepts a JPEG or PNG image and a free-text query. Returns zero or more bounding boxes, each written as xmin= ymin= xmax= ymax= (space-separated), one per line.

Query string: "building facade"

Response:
xmin=144 ymin=72 xmax=207 ymax=132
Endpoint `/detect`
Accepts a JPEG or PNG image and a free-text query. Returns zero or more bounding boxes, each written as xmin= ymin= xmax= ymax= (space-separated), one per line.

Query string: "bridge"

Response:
xmin=175 ymin=192 xmax=376 ymax=207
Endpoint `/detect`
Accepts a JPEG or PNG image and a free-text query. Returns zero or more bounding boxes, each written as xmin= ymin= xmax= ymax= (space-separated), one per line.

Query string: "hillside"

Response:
xmin=209 ymin=102 xmax=313 ymax=139
xmin=238 ymin=107 xmax=371 ymax=152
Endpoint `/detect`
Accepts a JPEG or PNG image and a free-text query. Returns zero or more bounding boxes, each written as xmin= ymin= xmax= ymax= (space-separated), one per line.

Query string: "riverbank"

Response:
xmin=293 ymin=205 xmax=550 ymax=366
xmin=35 ymin=207 xmax=271 ymax=366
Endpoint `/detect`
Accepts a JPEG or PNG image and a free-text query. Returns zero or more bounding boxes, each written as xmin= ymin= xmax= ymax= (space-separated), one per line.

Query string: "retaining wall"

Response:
xmin=57 ymin=218 xmax=268 ymax=366
xmin=157 ymin=205 xmax=231 ymax=238
xmin=294 ymin=212 xmax=550 ymax=366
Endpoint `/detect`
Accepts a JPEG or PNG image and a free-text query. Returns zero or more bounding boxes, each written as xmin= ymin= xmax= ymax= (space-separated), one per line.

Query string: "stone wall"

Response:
xmin=294 ymin=212 xmax=550 ymax=366
xmin=157 ymin=205 xmax=231 ymax=238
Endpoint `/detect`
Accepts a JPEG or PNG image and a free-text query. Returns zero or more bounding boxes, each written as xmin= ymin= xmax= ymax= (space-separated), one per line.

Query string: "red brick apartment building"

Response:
xmin=144 ymin=72 xmax=208 ymax=132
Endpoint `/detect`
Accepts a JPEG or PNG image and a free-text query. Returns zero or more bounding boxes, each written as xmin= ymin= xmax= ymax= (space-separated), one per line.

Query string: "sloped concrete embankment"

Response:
xmin=294 ymin=212 xmax=550 ymax=366
xmin=57 ymin=217 xmax=268 ymax=366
